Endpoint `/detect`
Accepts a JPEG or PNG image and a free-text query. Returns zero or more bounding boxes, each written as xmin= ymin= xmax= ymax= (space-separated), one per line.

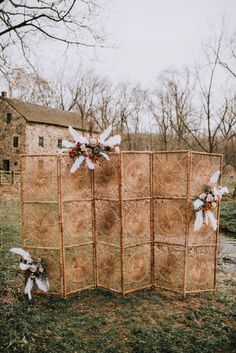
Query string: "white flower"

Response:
xmin=62 ymin=125 xmax=121 ymax=173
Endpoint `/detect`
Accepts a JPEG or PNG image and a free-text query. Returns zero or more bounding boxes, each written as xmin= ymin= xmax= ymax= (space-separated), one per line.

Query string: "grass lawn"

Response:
xmin=0 ymin=200 xmax=235 ymax=353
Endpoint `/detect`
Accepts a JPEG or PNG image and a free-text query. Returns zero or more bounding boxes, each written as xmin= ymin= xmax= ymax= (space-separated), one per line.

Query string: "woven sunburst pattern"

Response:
xmin=155 ymin=245 xmax=184 ymax=292
xmin=21 ymin=152 xmax=221 ymax=298
xmin=187 ymin=247 xmax=215 ymax=291
xmin=23 ymin=203 xmax=60 ymax=248
xmin=97 ymin=244 xmax=121 ymax=291
xmin=191 ymin=153 xmax=222 ymax=196
xmin=154 ymin=199 xmax=186 ymax=244
xmin=61 ymin=156 xmax=92 ymax=201
xmin=96 ymin=200 xmax=120 ymax=246
xmin=28 ymin=248 xmax=62 ymax=293
xmin=94 ymin=154 xmax=120 ymax=199
xmin=123 ymin=200 xmax=151 ymax=245
xmin=63 ymin=201 xmax=93 ymax=246
xmin=153 ymin=152 xmax=188 ymax=197
xmin=122 ymin=153 xmax=151 ymax=198
xmin=21 ymin=156 xmax=57 ymax=202
xmin=124 ymin=245 xmax=151 ymax=292
xmin=65 ymin=245 xmax=94 ymax=293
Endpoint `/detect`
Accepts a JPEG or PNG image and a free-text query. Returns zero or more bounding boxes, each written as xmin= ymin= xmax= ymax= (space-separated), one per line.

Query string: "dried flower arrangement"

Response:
xmin=193 ymin=171 xmax=228 ymax=231
xmin=10 ymin=248 xmax=49 ymax=300
xmin=62 ymin=126 xmax=121 ymax=173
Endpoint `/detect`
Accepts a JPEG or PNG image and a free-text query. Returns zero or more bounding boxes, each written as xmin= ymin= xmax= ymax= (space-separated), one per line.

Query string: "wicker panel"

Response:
xmin=27 ymin=248 xmax=62 ymax=294
xmin=94 ymin=154 xmax=120 ymax=199
xmin=122 ymin=153 xmax=151 ymax=198
xmin=65 ymin=245 xmax=94 ymax=293
xmin=124 ymin=244 xmax=151 ymax=293
xmin=96 ymin=200 xmax=120 ymax=246
xmin=61 ymin=155 xmax=92 ymax=201
xmin=23 ymin=203 xmax=60 ymax=248
xmin=123 ymin=200 xmax=151 ymax=246
xmin=187 ymin=246 xmax=215 ymax=292
xmin=191 ymin=153 xmax=222 ymax=197
xmin=97 ymin=244 xmax=121 ymax=292
xmin=21 ymin=156 xmax=57 ymax=202
xmin=153 ymin=152 xmax=188 ymax=198
xmin=154 ymin=199 xmax=186 ymax=245
xmin=155 ymin=244 xmax=184 ymax=292
xmin=21 ymin=151 xmax=221 ymax=298
xmin=63 ymin=201 xmax=93 ymax=246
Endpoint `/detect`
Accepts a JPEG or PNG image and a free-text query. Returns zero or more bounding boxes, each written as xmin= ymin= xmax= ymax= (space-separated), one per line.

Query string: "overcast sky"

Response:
xmin=85 ymin=0 xmax=236 ymax=86
xmin=2 ymin=0 xmax=236 ymax=91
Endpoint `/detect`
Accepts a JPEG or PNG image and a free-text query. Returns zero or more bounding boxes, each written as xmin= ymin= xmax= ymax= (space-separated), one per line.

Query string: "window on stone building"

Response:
xmin=3 ymin=160 xmax=10 ymax=171
xmin=57 ymin=138 xmax=62 ymax=148
xmin=13 ymin=136 xmax=19 ymax=148
xmin=39 ymin=136 xmax=44 ymax=147
xmin=6 ymin=113 xmax=12 ymax=124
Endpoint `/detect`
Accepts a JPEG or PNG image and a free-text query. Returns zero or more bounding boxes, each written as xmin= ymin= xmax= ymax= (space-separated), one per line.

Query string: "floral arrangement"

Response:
xmin=10 ymin=247 xmax=49 ymax=300
xmin=193 ymin=171 xmax=228 ymax=231
xmin=62 ymin=125 xmax=121 ymax=173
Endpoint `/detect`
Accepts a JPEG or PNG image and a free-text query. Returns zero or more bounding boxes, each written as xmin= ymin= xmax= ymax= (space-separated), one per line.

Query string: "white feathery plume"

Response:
xmin=86 ymin=157 xmax=95 ymax=169
xmin=194 ymin=210 xmax=204 ymax=231
xmin=204 ymin=211 xmax=209 ymax=226
xmin=70 ymin=155 xmax=85 ymax=173
xmin=19 ymin=263 xmax=30 ymax=271
xmin=193 ymin=199 xmax=204 ymax=210
xmin=10 ymin=247 xmax=31 ymax=260
xmin=35 ymin=277 xmax=50 ymax=292
xmin=100 ymin=151 xmax=110 ymax=161
xmin=62 ymin=140 xmax=74 ymax=148
xmin=104 ymin=135 xmax=121 ymax=147
xmin=209 ymin=170 xmax=220 ymax=187
xmin=99 ymin=125 xmax=112 ymax=144
xmin=219 ymin=186 xmax=229 ymax=195
xmin=69 ymin=126 xmax=88 ymax=144
xmin=24 ymin=277 xmax=34 ymax=300
xmin=205 ymin=210 xmax=217 ymax=230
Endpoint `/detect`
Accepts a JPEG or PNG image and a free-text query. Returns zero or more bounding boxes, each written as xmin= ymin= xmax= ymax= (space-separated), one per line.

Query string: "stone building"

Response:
xmin=0 ymin=92 xmax=90 ymax=172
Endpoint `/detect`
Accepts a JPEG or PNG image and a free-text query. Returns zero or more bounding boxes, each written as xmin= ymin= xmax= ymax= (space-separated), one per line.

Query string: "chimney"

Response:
xmin=1 ymin=91 xmax=7 ymax=98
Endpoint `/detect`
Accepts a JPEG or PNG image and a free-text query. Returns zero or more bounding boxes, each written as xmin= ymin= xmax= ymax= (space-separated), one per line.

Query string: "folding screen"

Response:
xmin=20 ymin=151 xmax=222 ymax=298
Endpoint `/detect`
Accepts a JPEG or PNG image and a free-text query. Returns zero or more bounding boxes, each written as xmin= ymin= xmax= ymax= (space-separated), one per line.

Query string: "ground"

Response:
xmin=0 ymin=179 xmax=235 ymax=353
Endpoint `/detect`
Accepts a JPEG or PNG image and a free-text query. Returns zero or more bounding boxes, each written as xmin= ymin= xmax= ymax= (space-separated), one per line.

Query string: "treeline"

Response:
xmin=3 ymin=36 xmax=236 ymax=168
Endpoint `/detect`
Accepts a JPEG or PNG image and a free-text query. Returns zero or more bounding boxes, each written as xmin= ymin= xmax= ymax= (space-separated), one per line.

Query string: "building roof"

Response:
xmin=1 ymin=97 xmax=90 ymax=131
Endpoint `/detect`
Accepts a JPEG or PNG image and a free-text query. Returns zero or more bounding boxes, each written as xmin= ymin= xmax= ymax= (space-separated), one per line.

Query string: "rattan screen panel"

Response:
xmin=153 ymin=152 xmax=188 ymax=198
xmin=123 ymin=244 xmax=151 ymax=293
xmin=154 ymin=199 xmax=186 ymax=245
xmin=23 ymin=203 xmax=60 ymax=248
xmin=94 ymin=154 xmax=120 ymax=199
xmin=63 ymin=201 xmax=93 ymax=246
xmin=187 ymin=246 xmax=215 ymax=292
xmin=155 ymin=244 xmax=185 ymax=293
xmin=122 ymin=153 xmax=151 ymax=198
xmin=65 ymin=244 xmax=94 ymax=293
xmin=61 ymin=156 xmax=92 ymax=201
xmin=21 ymin=156 xmax=58 ymax=202
xmin=97 ymin=243 xmax=121 ymax=292
xmin=21 ymin=151 xmax=222 ymax=298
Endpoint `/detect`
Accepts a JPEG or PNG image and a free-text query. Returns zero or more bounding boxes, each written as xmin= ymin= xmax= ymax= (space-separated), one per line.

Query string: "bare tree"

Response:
xmin=0 ymin=0 xmax=106 ymax=78
xmin=0 ymin=1 xmax=105 ymax=45
xmin=4 ymin=67 xmax=57 ymax=106
xmin=215 ymin=32 xmax=236 ymax=79
xmin=149 ymin=89 xmax=173 ymax=150
xmin=149 ymin=69 xmax=198 ymax=150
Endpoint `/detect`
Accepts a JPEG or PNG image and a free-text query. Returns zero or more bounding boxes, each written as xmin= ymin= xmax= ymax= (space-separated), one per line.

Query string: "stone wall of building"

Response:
xmin=25 ymin=123 xmax=73 ymax=154
xmin=0 ymin=99 xmax=26 ymax=172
